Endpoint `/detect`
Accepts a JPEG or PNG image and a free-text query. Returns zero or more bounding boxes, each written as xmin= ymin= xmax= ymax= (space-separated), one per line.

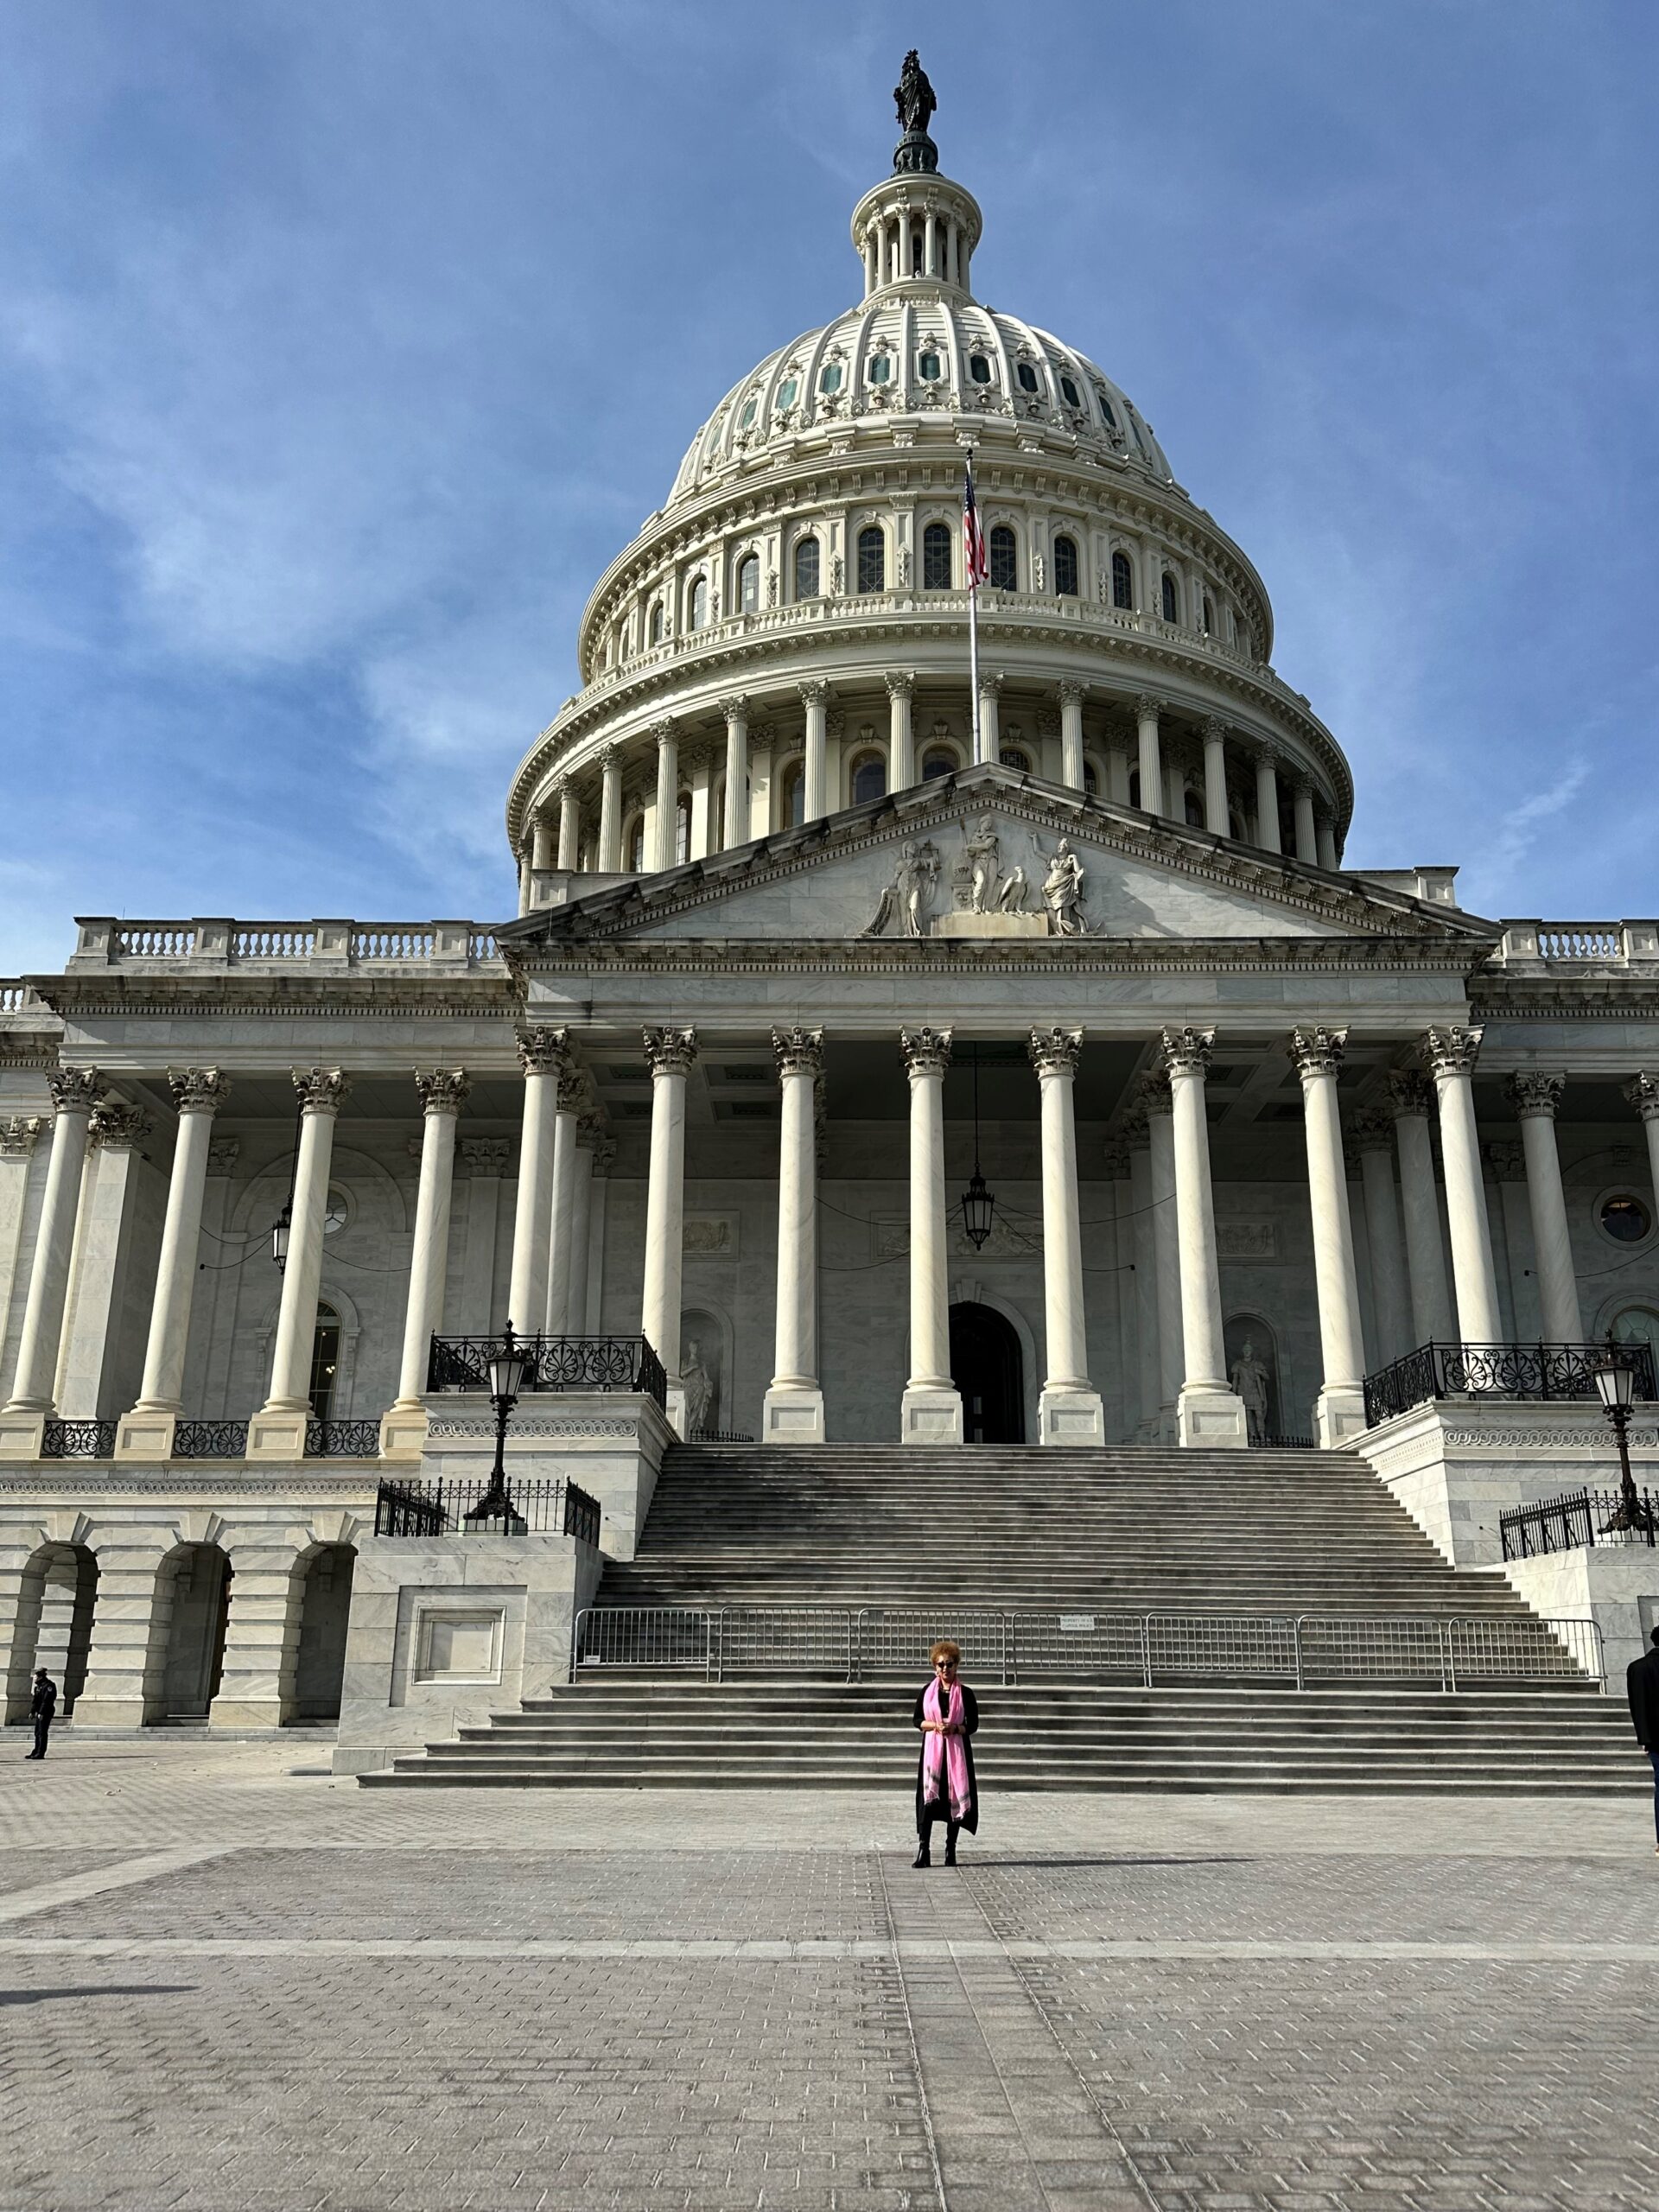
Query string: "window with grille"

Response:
xmin=988 ymin=525 xmax=1017 ymax=590
xmin=922 ymin=522 xmax=951 ymax=589
xmin=1053 ymin=535 xmax=1079 ymax=597
xmin=856 ymin=526 xmax=885 ymax=594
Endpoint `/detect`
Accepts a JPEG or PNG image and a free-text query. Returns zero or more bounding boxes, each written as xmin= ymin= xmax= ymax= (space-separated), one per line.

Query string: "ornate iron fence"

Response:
xmin=171 ymin=1420 xmax=250 ymax=1459
xmin=304 ymin=1418 xmax=382 ymax=1459
xmin=1363 ymin=1340 xmax=1656 ymax=1427
xmin=41 ymin=1419 xmax=117 ymax=1459
xmin=570 ymin=1605 xmax=1605 ymax=1689
xmin=373 ymin=1475 xmax=601 ymax=1544
xmin=689 ymin=1429 xmax=756 ymax=1444
xmin=426 ymin=1332 xmax=667 ymax=1408
xmin=1501 ymin=1485 xmax=1658 ymax=1558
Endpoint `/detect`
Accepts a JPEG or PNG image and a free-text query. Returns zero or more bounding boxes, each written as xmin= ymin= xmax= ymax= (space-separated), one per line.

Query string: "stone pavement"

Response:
xmin=1 ymin=1738 xmax=1657 ymax=2210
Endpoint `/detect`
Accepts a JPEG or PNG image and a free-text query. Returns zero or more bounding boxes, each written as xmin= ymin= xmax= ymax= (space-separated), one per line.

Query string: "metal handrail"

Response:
xmin=427 ymin=1332 xmax=667 ymax=1408
xmin=1363 ymin=1339 xmax=1656 ymax=1427
xmin=1502 ymin=1485 xmax=1658 ymax=1558
xmin=568 ymin=1606 xmax=1605 ymax=1691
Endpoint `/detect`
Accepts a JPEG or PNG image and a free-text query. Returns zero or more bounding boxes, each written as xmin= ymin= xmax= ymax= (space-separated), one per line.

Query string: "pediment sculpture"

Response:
xmin=862 ymin=838 xmax=942 ymax=938
xmin=951 ymin=817 xmax=1030 ymax=916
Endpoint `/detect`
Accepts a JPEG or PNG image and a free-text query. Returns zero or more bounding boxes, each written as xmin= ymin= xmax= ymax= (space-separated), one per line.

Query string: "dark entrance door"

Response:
xmin=949 ymin=1301 xmax=1025 ymax=1444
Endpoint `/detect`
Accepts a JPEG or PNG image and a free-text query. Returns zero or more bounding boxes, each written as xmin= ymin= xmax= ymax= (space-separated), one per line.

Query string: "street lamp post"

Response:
xmin=463 ymin=1322 xmax=532 ymax=1531
xmin=1593 ymin=1349 xmax=1656 ymax=1540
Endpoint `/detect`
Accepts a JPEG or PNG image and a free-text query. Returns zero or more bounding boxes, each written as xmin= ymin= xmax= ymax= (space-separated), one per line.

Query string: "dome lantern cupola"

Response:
xmin=851 ymin=51 xmax=982 ymax=301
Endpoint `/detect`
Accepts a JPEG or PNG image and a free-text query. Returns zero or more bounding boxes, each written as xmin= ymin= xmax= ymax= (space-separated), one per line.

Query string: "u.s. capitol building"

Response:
xmin=3 ymin=63 xmax=1656 ymax=1762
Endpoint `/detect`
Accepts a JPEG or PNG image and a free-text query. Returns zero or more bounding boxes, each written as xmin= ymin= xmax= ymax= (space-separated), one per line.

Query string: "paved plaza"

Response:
xmin=1 ymin=1738 xmax=1657 ymax=2211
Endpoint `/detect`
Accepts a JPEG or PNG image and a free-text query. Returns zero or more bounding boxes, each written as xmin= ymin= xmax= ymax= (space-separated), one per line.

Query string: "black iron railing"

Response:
xmin=171 ymin=1420 xmax=250 ymax=1459
xmin=1501 ymin=1485 xmax=1658 ymax=1559
xmin=1257 ymin=1433 xmax=1315 ymax=1451
xmin=305 ymin=1418 xmax=381 ymax=1458
xmin=426 ymin=1332 xmax=667 ymax=1408
xmin=1363 ymin=1341 xmax=1656 ymax=1427
xmin=690 ymin=1429 xmax=756 ymax=1444
xmin=373 ymin=1475 xmax=602 ymax=1545
xmin=41 ymin=1418 xmax=117 ymax=1459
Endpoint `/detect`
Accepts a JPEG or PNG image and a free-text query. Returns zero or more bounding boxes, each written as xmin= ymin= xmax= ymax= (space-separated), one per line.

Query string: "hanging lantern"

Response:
xmin=270 ymin=1204 xmax=291 ymax=1273
xmin=958 ymin=1042 xmax=996 ymax=1251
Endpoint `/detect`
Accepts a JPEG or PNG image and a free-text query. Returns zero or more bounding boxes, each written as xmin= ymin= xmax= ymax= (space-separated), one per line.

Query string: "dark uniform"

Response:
xmin=913 ymin=1681 xmax=979 ymax=1849
xmin=1627 ymin=1637 xmax=1659 ymax=1846
xmin=28 ymin=1672 xmax=57 ymax=1759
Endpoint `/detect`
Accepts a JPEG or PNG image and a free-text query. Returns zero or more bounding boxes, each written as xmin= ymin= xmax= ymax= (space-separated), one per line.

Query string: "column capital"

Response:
xmin=547 ymin=774 xmax=568 ymax=803
xmin=556 ymin=1067 xmax=587 ymax=1114
xmin=0 ymin=1115 xmax=45 ymax=1159
xmin=207 ymin=1135 xmax=240 ymax=1174
xmin=516 ymin=1025 xmax=569 ymax=1078
xmin=1158 ymin=1025 xmax=1215 ymax=1078
xmin=798 ymin=678 xmax=830 ymax=709
xmin=1422 ymin=1023 xmax=1484 ymax=1080
xmin=291 ymin=1067 xmax=351 ymax=1116
xmin=1252 ymin=741 xmax=1280 ymax=771
xmin=678 ymin=739 xmax=713 ymax=776
xmin=596 ymin=741 xmax=620 ymax=770
xmin=1201 ymin=715 xmax=1227 ymax=742
xmin=577 ymin=1109 xmax=607 ymax=1146
xmin=1287 ymin=1025 xmax=1348 ymax=1080
xmin=900 ymin=1025 xmax=952 ymax=1078
xmin=459 ymin=1135 xmax=512 ymax=1175
xmin=1055 ymin=679 xmax=1085 ymax=709
xmin=1101 ymin=1137 xmax=1131 ymax=1179
xmin=644 ymin=1025 xmax=698 ymax=1079
xmin=1028 ymin=1025 xmax=1084 ymax=1077
xmin=1386 ymin=1067 xmax=1435 ymax=1118
xmin=720 ymin=693 xmax=750 ymax=727
xmin=47 ymin=1067 xmax=100 ymax=1116
xmin=168 ymin=1067 xmax=232 ymax=1117
xmin=884 ymin=670 xmax=917 ymax=701
xmin=772 ymin=1025 xmax=824 ymax=1080
xmin=89 ymin=1102 xmax=150 ymax=1152
xmin=1134 ymin=692 xmax=1166 ymax=721
xmin=1484 ymin=1139 xmax=1528 ymax=1182
xmin=1134 ymin=1067 xmax=1173 ymax=1117
xmin=1625 ymin=1071 xmax=1659 ymax=1122
xmin=414 ymin=1069 xmax=470 ymax=1117
xmin=650 ymin=718 xmax=678 ymax=748
xmin=1504 ymin=1071 xmax=1565 ymax=1121
xmin=976 ymin=670 xmax=1003 ymax=698
xmin=590 ymin=1136 xmax=618 ymax=1174
xmin=1348 ymin=1105 xmax=1395 ymax=1154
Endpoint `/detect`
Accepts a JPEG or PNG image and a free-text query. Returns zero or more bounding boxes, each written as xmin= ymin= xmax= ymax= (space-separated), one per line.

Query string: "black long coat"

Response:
xmin=914 ymin=1681 xmax=979 ymax=1834
xmin=1628 ymin=1648 xmax=1659 ymax=1750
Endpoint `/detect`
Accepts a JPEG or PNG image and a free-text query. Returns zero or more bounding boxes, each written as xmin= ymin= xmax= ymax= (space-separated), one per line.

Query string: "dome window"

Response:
xmin=922 ymin=522 xmax=952 ymax=591
xmin=1083 ymin=762 xmax=1098 ymax=796
xmin=648 ymin=601 xmax=665 ymax=645
xmin=918 ymin=351 xmax=941 ymax=380
xmin=969 ymin=354 xmax=993 ymax=385
xmin=738 ymin=555 xmax=760 ymax=614
xmin=792 ymin=536 xmax=821 ymax=601
xmin=675 ymin=794 xmax=692 ymax=864
xmin=1111 ymin=551 xmax=1133 ymax=610
xmin=740 ymin=397 xmax=758 ymax=429
xmin=777 ymin=378 xmax=799 ymax=410
xmin=1016 ymin=361 xmax=1039 ymax=394
xmin=999 ymin=747 xmax=1031 ymax=773
xmin=988 ymin=524 xmax=1017 ymax=591
xmin=627 ymin=818 xmax=646 ymax=872
xmin=1160 ymin=571 xmax=1179 ymax=623
xmin=856 ymin=525 xmax=885 ymax=594
xmin=1185 ymin=789 xmax=1205 ymax=829
xmin=1060 ymin=374 xmax=1080 ymax=406
xmin=868 ymin=354 xmax=892 ymax=385
xmin=922 ymin=748 xmax=956 ymax=780
xmin=1203 ymin=594 xmax=1215 ymax=635
xmin=819 ymin=363 xmax=843 ymax=394
xmin=1053 ymin=534 xmax=1079 ymax=597
xmin=690 ymin=576 xmax=709 ymax=630
xmin=783 ymin=764 xmax=806 ymax=828
xmin=1096 ymin=390 xmax=1118 ymax=429
xmin=851 ymin=751 xmax=887 ymax=805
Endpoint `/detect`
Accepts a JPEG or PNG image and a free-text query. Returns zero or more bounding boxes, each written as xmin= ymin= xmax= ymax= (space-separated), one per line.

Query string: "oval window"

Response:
xmin=777 ymin=378 xmax=798 ymax=409
xmin=1017 ymin=362 xmax=1039 ymax=393
xmin=918 ymin=352 xmax=941 ymax=379
xmin=1060 ymin=374 xmax=1080 ymax=405
xmin=868 ymin=355 xmax=891 ymax=385
xmin=969 ymin=355 xmax=992 ymax=385
xmin=740 ymin=397 xmax=757 ymax=429
xmin=1601 ymin=1194 xmax=1652 ymax=1244
xmin=819 ymin=363 xmax=842 ymax=393
xmin=1097 ymin=391 xmax=1117 ymax=428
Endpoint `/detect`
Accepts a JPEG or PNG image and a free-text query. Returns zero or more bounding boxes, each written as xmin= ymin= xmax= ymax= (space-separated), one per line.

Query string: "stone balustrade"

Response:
xmin=63 ymin=918 xmax=506 ymax=974
xmin=1493 ymin=920 xmax=1659 ymax=969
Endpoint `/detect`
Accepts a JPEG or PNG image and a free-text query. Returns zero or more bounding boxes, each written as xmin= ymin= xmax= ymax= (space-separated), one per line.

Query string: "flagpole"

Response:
xmin=969 ymin=574 xmax=982 ymax=765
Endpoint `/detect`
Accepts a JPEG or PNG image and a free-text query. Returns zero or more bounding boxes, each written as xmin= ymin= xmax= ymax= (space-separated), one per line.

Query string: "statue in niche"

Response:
xmin=1039 ymin=837 xmax=1089 ymax=936
xmin=1229 ymin=1338 xmax=1272 ymax=1445
xmin=863 ymin=839 xmax=940 ymax=938
xmin=681 ymin=1337 xmax=716 ymax=1437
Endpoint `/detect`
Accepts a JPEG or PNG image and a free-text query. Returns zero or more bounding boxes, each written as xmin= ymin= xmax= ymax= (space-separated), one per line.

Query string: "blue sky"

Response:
xmin=3 ymin=0 xmax=1656 ymax=972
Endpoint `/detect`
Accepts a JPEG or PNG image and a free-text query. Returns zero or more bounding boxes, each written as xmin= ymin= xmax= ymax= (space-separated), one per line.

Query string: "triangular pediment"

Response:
xmin=499 ymin=765 xmax=1497 ymax=957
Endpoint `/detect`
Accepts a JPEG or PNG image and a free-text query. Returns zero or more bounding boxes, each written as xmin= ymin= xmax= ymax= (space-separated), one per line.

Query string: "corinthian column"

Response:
xmin=976 ymin=672 xmax=1001 ymax=766
xmin=1160 ymin=1027 xmax=1249 ymax=1446
xmin=1505 ymin=1072 xmax=1582 ymax=1343
xmin=721 ymin=695 xmax=749 ymax=850
xmin=381 ymin=1069 xmax=470 ymax=1457
xmin=1387 ymin=1069 xmax=1455 ymax=1344
xmin=1057 ymin=682 xmax=1085 ymax=791
xmin=0 ymin=1069 xmax=100 ymax=1448
xmin=508 ymin=1027 xmax=566 ymax=1334
xmin=899 ymin=1027 xmax=963 ymax=1444
xmin=1253 ymin=747 xmax=1281 ymax=855
xmin=1288 ymin=1028 xmax=1368 ymax=1446
xmin=117 ymin=1070 xmax=233 ymax=1460
xmin=763 ymin=1027 xmax=825 ymax=1444
xmin=1201 ymin=717 xmax=1230 ymax=837
xmin=1349 ymin=1107 xmax=1411 ymax=1363
xmin=886 ymin=671 xmax=916 ymax=791
xmin=1423 ymin=1025 xmax=1501 ymax=1343
xmin=1141 ymin=1070 xmax=1183 ymax=1438
xmin=1627 ymin=1073 xmax=1659 ymax=1229
xmin=556 ymin=780 xmax=581 ymax=871
xmin=642 ymin=1027 xmax=697 ymax=1433
xmin=652 ymin=723 xmax=679 ymax=870
xmin=1135 ymin=694 xmax=1164 ymax=816
xmin=249 ymin=1069 xmax=350 ymax=1459
xmin=543 ymin=1067 xmax=585 ymax=1336
xmin=799 ymin=681 xmax=830 ymax=821
xmin=1029 ymin=1027 xmax=1104 ymax=1444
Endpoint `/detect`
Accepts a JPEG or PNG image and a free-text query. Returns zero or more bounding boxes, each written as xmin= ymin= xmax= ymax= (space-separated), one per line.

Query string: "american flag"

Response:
xmin=963 ymin=465 xmax=988 ymax=590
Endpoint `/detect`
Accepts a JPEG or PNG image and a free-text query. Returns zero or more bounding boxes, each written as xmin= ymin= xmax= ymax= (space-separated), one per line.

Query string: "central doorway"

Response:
xmin=949 ymin=1301 xmax=1026 ymax=1444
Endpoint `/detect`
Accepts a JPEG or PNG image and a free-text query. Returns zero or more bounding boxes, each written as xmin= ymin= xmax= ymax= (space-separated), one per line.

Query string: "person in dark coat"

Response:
xmin=1627 ymin=1626 xmax=1659 ymax=1852
xmin=912 ymin=1640 xmax=977 ymax=1867
xmin=26 ymin=1669 xmax=56 ymax=1760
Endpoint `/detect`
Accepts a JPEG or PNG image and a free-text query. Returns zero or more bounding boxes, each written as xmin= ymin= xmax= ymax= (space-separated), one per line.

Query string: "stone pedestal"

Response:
xmin=1313 ymin=1382 xmax=1369 ymax=1450
xmin=1038 ymin=1387 xmax=1106 ymax=1447
xmin=1177 ymin=1386 xmax=1251 ymax=1448
xmin=378 ymin=1405 xmax=428 ymax=1460
xmin=899 ymin=1384 xmax=964 ymax=1446
xmin=246 ymin=1408 xmax=310 ymax=1462
xmin=114 ymin=1410 xmax=177 ymax=1463
xmin=0 ymin=1412 xmax=45 ymax=1460
xmin=762 ymin=1388 xmax=827 ymax=1445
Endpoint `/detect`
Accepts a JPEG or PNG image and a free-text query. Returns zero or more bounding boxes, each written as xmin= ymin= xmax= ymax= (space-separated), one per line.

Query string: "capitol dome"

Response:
xmin=506 ymin=78 xmax=1351 ymax=890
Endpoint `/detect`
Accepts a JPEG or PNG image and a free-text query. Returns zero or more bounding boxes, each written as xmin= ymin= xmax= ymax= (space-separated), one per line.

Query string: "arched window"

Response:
xmin=793 ymin=536 xmax=820 ymax=601
xmin=1202 ymin=594 xmax=1215 ymax=635
xmin=309 ymin=1305 xmax=341 ymax=1422
xmin=1184 ymin=788 xmax=1204 ymax=828
xmin=1083 ymin=762 xmax=1098 ymax=797
xmin=922 ymin=747 xmax=956 ymax=780
xmin=911 ymin=227 xmax=925 ymax=274
xmin=737 ymin=554 xmax=760 ymax=613
xmin=1111 ymin=550 xmax=1133 ymax=609
xmin=922 ymin=522 xmax=951 ymax=590
xmin=856 ymin=525 xmax=885 ymax=594
xmin=1128 ymin=766 xmax=1141 ymax=809
xmin=690 ymin=576 xmax=709 ymax=631
xmin=999 ymin=747 xmax=1031 ymax=773
xmin=710 ymin=781 xmax=725 ymax=852
xmin=783 ymin=763 xmax=806 ymax=827
xmin=648 ymin=601 xmax=664 ymax=645
xmin=626 ymin=817 xmax=645 ymax=872
xmin=988 ymin=524 xmax=1017 ymax=591
xmin=1053 ymin=534 xmax=1079 ymax=597
xmin=1160 ymin=571 xmax=1179 ymax=623
xmin=850 ymin=752 xmax=887 ymax=805
xmin=675 ymin=794 xmax=692 ymax=864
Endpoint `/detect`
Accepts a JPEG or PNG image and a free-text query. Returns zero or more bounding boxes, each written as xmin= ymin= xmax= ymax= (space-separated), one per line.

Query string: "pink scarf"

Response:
xmin=922 ymin=1677 xmax=971 ymax=1820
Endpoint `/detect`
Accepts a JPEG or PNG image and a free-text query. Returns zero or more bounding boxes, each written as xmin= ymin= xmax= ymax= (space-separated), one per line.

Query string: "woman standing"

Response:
xmin=913 ymin=1640 xmax=978 ymax=1866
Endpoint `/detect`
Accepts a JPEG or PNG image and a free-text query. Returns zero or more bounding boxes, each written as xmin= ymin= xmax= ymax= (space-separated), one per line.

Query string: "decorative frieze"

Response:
xmin=0 ymin=1116 xmax=44 ymax=1159
xmin=414 ymin=1069 xmax=471 ymax=1117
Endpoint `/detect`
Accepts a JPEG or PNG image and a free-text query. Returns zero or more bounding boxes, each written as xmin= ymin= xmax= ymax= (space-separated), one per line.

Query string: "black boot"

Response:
xmin=944 ymin=1823 xmax=959 ymax=1867
xmin=912 ymin=1840 xmax=931 ymax=1868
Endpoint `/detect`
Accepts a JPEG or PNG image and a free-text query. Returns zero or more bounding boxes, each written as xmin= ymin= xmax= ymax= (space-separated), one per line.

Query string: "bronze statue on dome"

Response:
xmin=893 ymin=52 xmax=938 ymax=175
